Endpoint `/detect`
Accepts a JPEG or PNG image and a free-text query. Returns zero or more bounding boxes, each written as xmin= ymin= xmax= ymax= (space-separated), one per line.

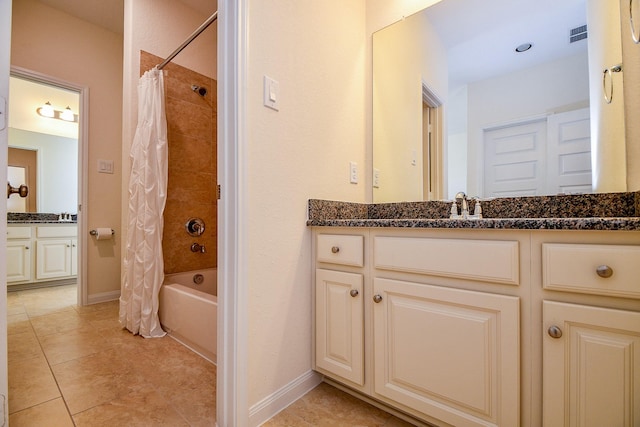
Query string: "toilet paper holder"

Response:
xmin=90 ymin=229 xmax=115 ymax=236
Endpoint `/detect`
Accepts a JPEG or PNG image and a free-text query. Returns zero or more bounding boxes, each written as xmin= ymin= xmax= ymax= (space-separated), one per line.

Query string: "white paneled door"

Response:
xmin=484 ymin=108 xmax=591 ymax=197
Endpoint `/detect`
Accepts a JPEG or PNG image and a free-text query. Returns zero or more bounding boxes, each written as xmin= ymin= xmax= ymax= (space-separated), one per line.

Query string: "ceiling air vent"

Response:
xmin=570 ymin=25 xmax=588 ymax=43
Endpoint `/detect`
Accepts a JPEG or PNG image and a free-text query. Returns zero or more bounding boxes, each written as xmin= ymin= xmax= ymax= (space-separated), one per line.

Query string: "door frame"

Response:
xmin=9 ymin=66 xmax=89 ymax=306
xmin=0 ymin=1 xmax=11 ymax=420
xmin=218 ymin=0 xmax=249 ymax=425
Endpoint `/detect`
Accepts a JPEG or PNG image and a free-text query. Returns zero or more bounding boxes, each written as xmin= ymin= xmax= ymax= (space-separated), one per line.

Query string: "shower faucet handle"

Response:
xmin=185 ymin=218 xmax=205 ymax=236
xmin=191 ymin=243 xmax=206 ymax=253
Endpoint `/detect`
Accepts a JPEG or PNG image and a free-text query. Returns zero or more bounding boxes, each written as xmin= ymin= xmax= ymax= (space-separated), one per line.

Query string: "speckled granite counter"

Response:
xmin=307 ymin=192 xmax=640 ymax=231
xmin=8 ymin=212 xmax=77 ymax=224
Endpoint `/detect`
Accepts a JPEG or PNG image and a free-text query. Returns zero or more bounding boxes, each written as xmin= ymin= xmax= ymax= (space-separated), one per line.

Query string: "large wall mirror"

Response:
xmin=7 ymin=75 xmax=79 ymax=213
xmin=373 ymin=0 xmax=632 ymax=202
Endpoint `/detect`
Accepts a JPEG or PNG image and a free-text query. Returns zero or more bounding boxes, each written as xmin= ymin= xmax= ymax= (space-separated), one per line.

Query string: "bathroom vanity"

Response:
xmin=308 ymin=195 xmax=640 ymax=427
xmin=7 ymin=220 xmax=78 ymax=288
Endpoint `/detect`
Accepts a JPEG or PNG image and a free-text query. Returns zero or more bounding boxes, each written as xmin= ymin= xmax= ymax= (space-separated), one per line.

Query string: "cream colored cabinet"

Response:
xmin=7 ymin=224 xmax=78 ymax=285
xmin=36 ymin=238 xmax=73 ymax=280
xmin=71 ymin=239 xmax=78 ymax=276
xmin=373 ymin=278 xmax=520 ymax=427
xmin=315 ymin=268 xmax=364 ymax=385
xmin=314 ymin=233 xmax=366 ymax=388
xmin=313 ymin=229 xmax=524 ymax=426
xmin=543 ymin=301 xmax=640 ymax=427
xmin=7 ymin=241 xmax=32 ymax=283
xmin=540 ymin=240 xmax=640 ymax=427
xmin=7 ymin=226 xmax=32 ymax=284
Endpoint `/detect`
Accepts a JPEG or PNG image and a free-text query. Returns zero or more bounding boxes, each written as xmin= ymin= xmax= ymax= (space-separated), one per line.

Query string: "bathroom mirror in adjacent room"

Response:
xmin=372 ymin=0 xmax=632 ymax=202
xmin=7 ymin=75 xmax=79 ymax=214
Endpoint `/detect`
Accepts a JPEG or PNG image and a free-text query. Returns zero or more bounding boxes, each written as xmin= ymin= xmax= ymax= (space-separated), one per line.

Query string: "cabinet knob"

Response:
xmin=548 ymin=325 xmax=563 ymax=339
xmin=596 ymin=265 xmax=613 ymax=278
xmin=373 ymin=294 xmax=383 ymax=303
xmin=350 ymin=289 xmax=359 ymax=298
xmin=25 ymin=246 xmax=29 ymax=250
xmin=331 ymin=246 xmax=340 ymax=254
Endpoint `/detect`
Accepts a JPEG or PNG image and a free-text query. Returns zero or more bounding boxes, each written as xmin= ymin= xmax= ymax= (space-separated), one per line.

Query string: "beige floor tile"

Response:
xmin=30 ymin=309 xmax=91 ymax=337
xmin=8 ymin=397 xmax=74 ymax=427
xmin=8 ymin=353 xmax=61 ymax=414
xmin=8 ymin=328 xmax=43 ymax=362
xmin=38 ymin=326 xmax=114 ymax=365
xmin=73 ymin=299 xmax=119 ymax=314
xmin=7 ymin=291 xmax=26 ymax=316
xmin=72 ymin=385 xmax=190 ymax=427
xmin=51 ymin=347 xmax=148 ymax=415
xmin=7 ymin=313 xmax=32 ymax=335
xmin=266 ymin=383 xmax=417 ymax=427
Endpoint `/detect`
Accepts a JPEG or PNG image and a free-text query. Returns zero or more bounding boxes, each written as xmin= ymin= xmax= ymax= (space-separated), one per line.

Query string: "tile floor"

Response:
xmin=7 ymin=285 xmax=417 ymax=426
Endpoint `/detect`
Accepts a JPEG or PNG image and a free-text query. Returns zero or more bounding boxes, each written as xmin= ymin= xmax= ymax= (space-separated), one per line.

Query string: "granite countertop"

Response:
xmin=7 ymin=212 xmax=78 ymax=224
xmin=307 ymin=192 xmax=640 ymax=231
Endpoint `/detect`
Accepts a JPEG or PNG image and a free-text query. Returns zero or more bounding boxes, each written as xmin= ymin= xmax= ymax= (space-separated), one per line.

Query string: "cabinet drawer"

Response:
xmin=374 ymin=236 xmax=519 ymax=285
xmin=317 ymin=234 xmax=364 ymax=267
xmin=36 ymin=226 xmax=78 ymax=238
xmin=543 ymin=243 xmax=640 ymax=299
xmin=8 ymin=226 xmax=32 ymax=239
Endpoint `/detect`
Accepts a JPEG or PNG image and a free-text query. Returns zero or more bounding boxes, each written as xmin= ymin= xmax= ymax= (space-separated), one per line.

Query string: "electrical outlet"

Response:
xmin=349 ymin=161 xmax=358 ymax=184
xmin=373 ymin=168 xmax=380 ymax=188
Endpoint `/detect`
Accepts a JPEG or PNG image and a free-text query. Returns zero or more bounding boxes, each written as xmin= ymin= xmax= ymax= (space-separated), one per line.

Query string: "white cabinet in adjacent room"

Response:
xmin=7 ymin=240 xmax=31 ymax=283
xmin=36 ymin=238 xmax=73 ymax=280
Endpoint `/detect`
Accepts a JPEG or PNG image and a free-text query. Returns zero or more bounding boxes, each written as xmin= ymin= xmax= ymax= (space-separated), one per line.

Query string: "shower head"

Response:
xmin=191 ymin=84 xmax=207 ymax=97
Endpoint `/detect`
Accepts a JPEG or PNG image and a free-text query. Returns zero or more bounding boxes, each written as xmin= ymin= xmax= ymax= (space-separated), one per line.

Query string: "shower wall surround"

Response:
xmin=140 ymin=51 xmax=217 ymax=274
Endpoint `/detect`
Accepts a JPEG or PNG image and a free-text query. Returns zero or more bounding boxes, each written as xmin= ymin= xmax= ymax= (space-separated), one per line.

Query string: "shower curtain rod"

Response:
xmin=157 ymin=11 xmax=218 ymax=70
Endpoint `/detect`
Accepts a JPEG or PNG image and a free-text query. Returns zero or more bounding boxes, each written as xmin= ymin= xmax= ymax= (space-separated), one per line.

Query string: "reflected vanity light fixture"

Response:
xmin=36 ymin=101 xmax=78 ymax=122
xmin=515 ymin=43 xmax=533 ymax=53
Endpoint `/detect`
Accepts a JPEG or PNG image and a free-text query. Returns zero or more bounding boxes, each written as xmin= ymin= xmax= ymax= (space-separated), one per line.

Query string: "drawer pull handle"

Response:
xmin=548 ymin=325 xmax=563 ymax=339
xmin=596 ymin=265 xmax=613 ymax=278
xmin=373 ymin=294 xmax=383 ymax=303
xmin=331 ymin=246 xmax=340 ymax=254
xmin=350 ymin=289 xmax=359 ymax=298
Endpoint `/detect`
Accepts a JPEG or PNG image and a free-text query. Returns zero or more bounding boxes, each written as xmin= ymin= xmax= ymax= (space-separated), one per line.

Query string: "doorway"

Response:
xmin=6 ymin=70 xmax=85 ymax=303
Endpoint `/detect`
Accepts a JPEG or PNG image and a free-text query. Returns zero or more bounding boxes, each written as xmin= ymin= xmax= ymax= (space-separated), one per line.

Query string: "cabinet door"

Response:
xmin=543 ymin=301 xmax=640 ymax=427
xmin=71 ymin=239 xmax=78 ymax=276
xmin=315 ymin=269 xmax=364 ymax=385
xmin=7 ymin=241 xmax=31 ymax=283
xmin=373 ymin=278 xmax=520 ymax=427
xmin=36 ymin=239 xmax=72 ymax=280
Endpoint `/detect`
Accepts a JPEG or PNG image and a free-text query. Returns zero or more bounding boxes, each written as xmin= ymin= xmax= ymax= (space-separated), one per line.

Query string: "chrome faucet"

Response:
xmin=455 ymin=192 xmax=469 ymax=218
xmin=450 ymin=192 xmax=483 ymax=220
xmin=190 ymin=243 xmax=206 ymax=253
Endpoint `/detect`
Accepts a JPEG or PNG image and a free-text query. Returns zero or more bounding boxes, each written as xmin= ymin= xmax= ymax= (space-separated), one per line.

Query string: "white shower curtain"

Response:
xmin=119 ymin=67 xmax=168 ymax=338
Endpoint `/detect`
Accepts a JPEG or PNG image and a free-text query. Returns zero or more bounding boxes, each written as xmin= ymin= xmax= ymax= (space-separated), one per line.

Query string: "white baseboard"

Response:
xmin=249 ymin=370 xmax=323 ymax=426
xmin=87 ymin=290 xmax=120 ymax=305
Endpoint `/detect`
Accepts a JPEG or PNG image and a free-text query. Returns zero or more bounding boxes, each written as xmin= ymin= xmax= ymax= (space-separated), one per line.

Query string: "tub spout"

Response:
xmin=191 ymin=243 xmax=206 ymax=253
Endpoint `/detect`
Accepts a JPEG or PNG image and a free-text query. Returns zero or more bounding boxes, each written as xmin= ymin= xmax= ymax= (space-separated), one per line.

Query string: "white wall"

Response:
xmin=244 ymin=0 xmax=366 ymax=418
xmin=9 ymin=129 xmax=78 ymax=213
xmin=11 ymin=0 xmax=123 ymax=299
xmin=465 ymin=52 xmax=590 ymax=196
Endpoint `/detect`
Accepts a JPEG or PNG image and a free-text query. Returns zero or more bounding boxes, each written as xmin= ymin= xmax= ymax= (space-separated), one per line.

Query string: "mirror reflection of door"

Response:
xmin=8 ymin=147 xmax=37 ymax=212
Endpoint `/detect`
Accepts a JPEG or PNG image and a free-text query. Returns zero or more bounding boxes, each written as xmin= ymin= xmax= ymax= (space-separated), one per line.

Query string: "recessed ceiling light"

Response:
xmin=515 ymin=43 xmax=533 ymax=53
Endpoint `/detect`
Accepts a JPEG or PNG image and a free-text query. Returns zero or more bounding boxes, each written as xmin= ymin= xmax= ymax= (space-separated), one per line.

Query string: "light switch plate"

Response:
xmin=263 ymin=75 xmax=279 ymax=111
xmin=98 ymin=159 xmax=114 ymax=174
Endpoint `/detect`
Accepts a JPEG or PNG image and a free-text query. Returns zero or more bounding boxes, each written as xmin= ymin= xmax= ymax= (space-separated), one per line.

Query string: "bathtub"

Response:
xmin=159 ymin=268 xmax=217 ymax=363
